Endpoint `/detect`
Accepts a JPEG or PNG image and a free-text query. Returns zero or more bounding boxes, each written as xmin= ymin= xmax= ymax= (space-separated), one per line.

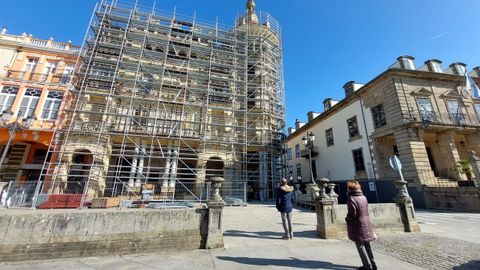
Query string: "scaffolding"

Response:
xmin=39 ymin=0 xmax=286 ymax=205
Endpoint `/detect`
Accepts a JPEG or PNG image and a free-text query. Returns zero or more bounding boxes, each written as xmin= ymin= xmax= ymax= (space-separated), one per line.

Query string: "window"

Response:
xmin=287 ymin=148 xmax=292 ymax=160
xmin=474 ymin=103 xmax=480 ymax=121
xmin=296 ymin=163 xmax=302 ymax=181
xmin=63 ymin=64 xmax=75 ymax=75
xmin=25 ymin=58 xmax=38 ymax=72
xmin=347 ymin=116 xmax=360 ymax=138
xmin=371 ymin=104 xmax=387 ymax=128
xmin=446 ymin=100 xmax=465 ymax=125
xmin=18 ymin=88 xmax=42 ymax=118
xmin=44 ymin=62 xmax=57 ymax=74
xmin=416 ymin=98 xmax=436 ymax=123
xmin=42 ymin=91 xmax=63 ymax=120
xmin=60 ymin=64 xmax=75 ymax=84
xmin=295 ymin=144 xmax=300 ymax=158
xmin=325 ymin=128 xmax=334 ymax=147
xmin=352 ymin=148 xmax=366 ymax=172
xmin=0 ymin=86 xmax=19 ymax=112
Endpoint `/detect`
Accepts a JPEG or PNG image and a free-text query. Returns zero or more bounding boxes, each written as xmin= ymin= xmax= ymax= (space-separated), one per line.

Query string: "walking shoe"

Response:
xmin=281 ymin=236 xmax=289 ymax=240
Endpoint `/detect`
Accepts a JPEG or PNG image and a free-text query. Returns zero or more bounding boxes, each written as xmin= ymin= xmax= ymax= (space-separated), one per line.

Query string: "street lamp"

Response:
xmin=302 ymin=131 xmax=315 ymax=183
xmin=0 ymin=111 xmax=36 ymax=174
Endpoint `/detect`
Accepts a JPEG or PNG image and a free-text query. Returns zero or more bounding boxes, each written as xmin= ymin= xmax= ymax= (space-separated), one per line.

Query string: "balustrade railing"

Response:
xmin=410 ymin=110 xmax=480 ymax=127
xmin=5 ymin=70 xmax=71 ymax=84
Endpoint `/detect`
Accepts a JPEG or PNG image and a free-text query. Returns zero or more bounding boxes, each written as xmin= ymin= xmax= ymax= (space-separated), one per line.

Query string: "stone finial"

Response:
xmin=327 ymin=183 xmax=338 ymax=203
xmin=394 ymin=179 xmax=411 ymax=203
xmin=315 ymin=177 xmax=330 ymax=199
xmin=208 ymin=176 xmax=225 ymax=204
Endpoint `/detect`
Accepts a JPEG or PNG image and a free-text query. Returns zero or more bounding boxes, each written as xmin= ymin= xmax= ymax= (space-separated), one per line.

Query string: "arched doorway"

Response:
xmin=206 ymin=157 xmax=224 ymax=179
xmin=66 ymin=150 xmax=93 ymax=194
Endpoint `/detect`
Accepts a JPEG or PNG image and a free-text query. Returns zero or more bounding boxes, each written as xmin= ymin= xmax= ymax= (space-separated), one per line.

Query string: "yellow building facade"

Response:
xmin=0 ymin=31 xmax=80 ymax=187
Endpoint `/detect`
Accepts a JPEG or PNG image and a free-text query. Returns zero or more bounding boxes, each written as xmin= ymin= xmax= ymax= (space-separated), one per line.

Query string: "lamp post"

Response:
xmin=302 ymin=131 xmax=315 ymax=184
xmin=0 ymin=111 xmax=35 ymax=174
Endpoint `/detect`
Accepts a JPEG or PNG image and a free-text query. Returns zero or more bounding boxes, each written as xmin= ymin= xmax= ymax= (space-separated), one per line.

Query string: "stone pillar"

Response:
xmin=393 ymin=180 xmax=420 ymax=233
xmin=314 ymin=177 xmax=341 ymax=239
xmin=393 ymin=128 xmax=430 ymax=185
xmin=314 ymin=196 xmax=338 ymax=239
xmin=468 ymin=150 xmax=480 ymax=188
xmin=205 ymin=177 xmax=226 ymax=249
xmin=437 ymin=131 xmax=463 ymax=180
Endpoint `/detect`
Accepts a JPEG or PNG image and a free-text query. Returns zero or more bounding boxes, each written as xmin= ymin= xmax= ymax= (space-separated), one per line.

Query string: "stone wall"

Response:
xmin=317 ymin=203 xmax=406 ymax=239
xmin=423 ymin=187 xmax=480 ymax=212
xmin=0 ymin=207 xmax=211 ymax=261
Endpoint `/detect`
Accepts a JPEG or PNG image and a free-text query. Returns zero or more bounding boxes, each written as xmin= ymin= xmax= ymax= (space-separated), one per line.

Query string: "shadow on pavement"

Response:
xmin=452 ymin=260 xmax=480 ymax=269
xmin=224 ymin=230 xmax=320 ymax=239
xmin=217 ymin=256 xmax=356 ymax=269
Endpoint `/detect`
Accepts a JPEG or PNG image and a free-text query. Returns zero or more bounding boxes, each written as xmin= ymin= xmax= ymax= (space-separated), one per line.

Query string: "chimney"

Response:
xmin=307 ymin=111 xmax=320 ymax=122
xmin=473 ymin=66 xmax=480 ymax=77
xmin=390 ymin=55 xmax=415 ymax=70
xmin=295 ymin=119 xmax=305 ymax=129
xmin=424 ymin=59 xmax=443 ymax=73
xmin=288 ymin=127 xmax=296 ymax=136
xmin=1 ymin=27 xmax=7 ymax=35
xmin=449 ymin=62 xmax=467 ymax=75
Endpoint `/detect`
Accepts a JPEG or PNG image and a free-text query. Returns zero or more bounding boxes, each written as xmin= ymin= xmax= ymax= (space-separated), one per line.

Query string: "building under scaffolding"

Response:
xmin=40 ymin=0 xmax=286 ymax=203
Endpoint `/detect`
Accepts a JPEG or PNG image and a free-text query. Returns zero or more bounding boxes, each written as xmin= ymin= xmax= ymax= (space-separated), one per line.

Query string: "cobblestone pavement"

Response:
xmin=373 ymin=233 xmax=480 ymax=270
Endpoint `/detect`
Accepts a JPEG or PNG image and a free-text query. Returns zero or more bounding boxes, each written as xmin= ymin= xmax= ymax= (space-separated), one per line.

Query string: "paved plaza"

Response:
xmin=1 ymin=203 xmax=479 ymax=269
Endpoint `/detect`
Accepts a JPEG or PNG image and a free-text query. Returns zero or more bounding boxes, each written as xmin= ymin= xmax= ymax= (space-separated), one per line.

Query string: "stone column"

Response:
xmin=314 ymin=177 xmax=341 ymax=239
xmin=393 ymin=180 xmax=420 ymax=233
xmin=393 ymin=128 xmax=431 ymax=185
xmin=205 ymin=177 xmax=226 ymax=249
xmin=468 ymin=150 xmax=480 ymax=188
xmin=437 ymin=131 xmax=463 ymax=180
xmin=314 ymin=196 xmax=338 ymax=239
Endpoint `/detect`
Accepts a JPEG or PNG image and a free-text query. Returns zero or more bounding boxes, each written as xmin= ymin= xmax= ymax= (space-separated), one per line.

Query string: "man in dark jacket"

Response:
xmin=346 ymin=180 xmax=377 ymax=270
xmin=276 ymin=178 xmax=294 ymax=239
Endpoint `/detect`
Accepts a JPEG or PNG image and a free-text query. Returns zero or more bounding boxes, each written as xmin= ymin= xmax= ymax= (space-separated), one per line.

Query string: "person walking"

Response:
xmin=345 ymin=180 xmax=377 ymax=270
xmin=276 ymin=178 xmax=294 ymax=240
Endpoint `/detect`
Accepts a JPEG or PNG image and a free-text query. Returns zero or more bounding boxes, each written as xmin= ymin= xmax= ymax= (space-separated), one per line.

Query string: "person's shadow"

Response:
xmin=452 ymin=260 xmax=480 ymax=269
xmin=224 ymin=229 xmax=319 ymax=239
xmin=217 ymin=256 xmax=356 ymax=270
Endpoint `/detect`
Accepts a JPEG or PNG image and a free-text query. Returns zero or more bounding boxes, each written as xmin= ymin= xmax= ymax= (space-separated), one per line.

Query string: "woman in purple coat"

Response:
xmin=345 ymin=180 xmax=377 ymax=270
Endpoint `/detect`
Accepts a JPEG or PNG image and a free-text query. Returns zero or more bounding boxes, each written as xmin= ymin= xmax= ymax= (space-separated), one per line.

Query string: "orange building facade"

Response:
xmin=0 ymin=31 xmax=80 ymax=187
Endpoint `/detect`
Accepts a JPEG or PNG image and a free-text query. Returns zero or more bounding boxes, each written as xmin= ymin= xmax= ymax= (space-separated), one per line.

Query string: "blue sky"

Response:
xmin=2 ymin=0 xmax=479 ymax=128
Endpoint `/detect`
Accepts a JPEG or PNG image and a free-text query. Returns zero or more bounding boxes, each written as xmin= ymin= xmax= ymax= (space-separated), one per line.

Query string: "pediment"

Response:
xmin=410 ymin=87 xmax=433 ymax=96
xmin=441 ymin=89 xmax=461 ymax=99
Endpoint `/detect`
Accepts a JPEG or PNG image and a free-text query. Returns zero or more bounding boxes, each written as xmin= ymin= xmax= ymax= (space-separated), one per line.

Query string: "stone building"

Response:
xmin=287 ymin=56 xmax=480 ymax=210
xmin=40 ymin=0 xmax=286 ymax=201
xmin=0 ymin=30 xmax=79 ymax=189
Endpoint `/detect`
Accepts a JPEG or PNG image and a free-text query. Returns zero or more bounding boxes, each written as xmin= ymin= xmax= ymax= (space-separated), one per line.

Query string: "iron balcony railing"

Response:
xmin=412 ymin=110 xmax=480 ymax=127
xmin=5 ymin=70 xmax=72 ymax=84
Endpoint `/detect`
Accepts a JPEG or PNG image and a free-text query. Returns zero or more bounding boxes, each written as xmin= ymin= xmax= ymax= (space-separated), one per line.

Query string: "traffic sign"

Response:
xmin=389 ymin=155 xmax=402 ymax=171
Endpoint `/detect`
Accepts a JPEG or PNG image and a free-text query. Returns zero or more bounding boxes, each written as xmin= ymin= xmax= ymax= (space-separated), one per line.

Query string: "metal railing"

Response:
xmin=411 ymin=111 xmax=480 ymax=127
xmin=1 ymin=181 xmax=39 ymax=208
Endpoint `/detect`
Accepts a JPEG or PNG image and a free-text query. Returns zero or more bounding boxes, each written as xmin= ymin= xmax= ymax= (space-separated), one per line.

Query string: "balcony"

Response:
xmin=300 ymin=146 xmax=318 ymax=158
xmin=0 ymin=34 xmax=80 ymax=53
xmin=411 ymin=110 xmax=479 ymax=127
xmin=5 ymin=70 xmax=71 ymax=85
